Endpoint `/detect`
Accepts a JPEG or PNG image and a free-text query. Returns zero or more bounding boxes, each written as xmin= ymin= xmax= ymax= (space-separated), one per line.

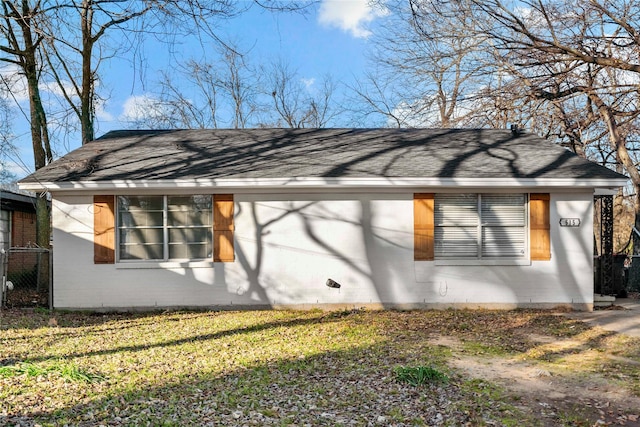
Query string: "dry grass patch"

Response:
xmin=0 ymin=308 xmax=639 ymax=426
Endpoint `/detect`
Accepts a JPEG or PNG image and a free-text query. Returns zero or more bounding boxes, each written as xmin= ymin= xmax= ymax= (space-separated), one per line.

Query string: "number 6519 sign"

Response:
xmin=559 ymin=218 xmax=581 ymax=227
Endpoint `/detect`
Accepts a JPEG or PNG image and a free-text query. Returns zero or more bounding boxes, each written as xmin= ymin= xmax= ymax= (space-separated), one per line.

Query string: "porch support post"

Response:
xmin=598 ymin=195 xmax=614 ymax=295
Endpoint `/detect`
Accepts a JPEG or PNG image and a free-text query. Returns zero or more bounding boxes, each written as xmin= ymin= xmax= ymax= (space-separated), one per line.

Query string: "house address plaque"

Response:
xmin=559 ymin=218 xmax=581 ymax=227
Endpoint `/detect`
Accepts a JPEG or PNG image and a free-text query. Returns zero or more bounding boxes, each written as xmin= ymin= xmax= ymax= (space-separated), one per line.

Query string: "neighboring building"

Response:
xmin=0 ymin=188 xmax=38 ymax=250
xmin=0 ymin=188 xmax=42 ymax=292
xmin=18 ymin=129 xmax=627 ymax=311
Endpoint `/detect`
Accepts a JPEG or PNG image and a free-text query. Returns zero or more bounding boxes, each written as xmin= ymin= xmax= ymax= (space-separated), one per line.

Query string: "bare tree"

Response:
xmin=452 ymin=0 xmax=640 ymax=249
xmin=371 ymin=0 xmax=640 ymax=154
xmin=0 ymin=95 xmax=16 ymax=183
xmin=1 ymin=1 xmax=52 ymax=247
xmin=0 ymin=2 xmax=52 ymax=169
xmin=359 ymin=0 xmax=504 ymax=128
xmin=139 ymin=43 xmax=260 ymax=129
xmin=264 ymin=60 xmax=339 ymax=128
xmin=348 ymin=70 xmax=410 ymax=128
xmin=155 ymin=62 xmax=221 ymax=129
xmin=218 ymin=46 xmax=259 ymax=129
xmin=39 ymin=0 xmax=251 ymax=144
xmin=40 ymin=1 xmax=154 ymax=145
xmin=371 ymin=0 xmax=640 ymax=251
xmin=388 ymin=0 xmax=640 ymax=253
xmin=29 ymin=1 xmax=311 ymax=144
xmin=141 ymin=62 xmax=222 ymax=130
xmin=139 ymin=52 xmax=342 ymax=130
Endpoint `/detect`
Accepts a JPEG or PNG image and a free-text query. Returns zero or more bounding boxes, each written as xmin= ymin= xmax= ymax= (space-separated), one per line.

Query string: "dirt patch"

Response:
xmin=430 ymin=334 xmax=640 ymax=426
xmin=2 ymin=309 xmax=638 ymax=426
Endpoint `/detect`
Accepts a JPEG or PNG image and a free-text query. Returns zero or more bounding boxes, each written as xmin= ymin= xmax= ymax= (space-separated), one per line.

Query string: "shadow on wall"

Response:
xmin=69 ymin=195 xmax=411 ymax=309
xmin=69 ymin=190 xmax=593 ymax=310
xmin=45 ymin=128 xmax=601 ymax=309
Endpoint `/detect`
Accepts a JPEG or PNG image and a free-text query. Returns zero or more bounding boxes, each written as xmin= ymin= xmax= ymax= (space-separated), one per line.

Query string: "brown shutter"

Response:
xmin=414 ymin=193 xmax=435 ymax=261
xmin=530 ymin=193 xmax=550 ymax=261
xmin=214 ymin=194 xmax=235 ymax=262
xmin=94 ymin=195 xmax=115 ymax=264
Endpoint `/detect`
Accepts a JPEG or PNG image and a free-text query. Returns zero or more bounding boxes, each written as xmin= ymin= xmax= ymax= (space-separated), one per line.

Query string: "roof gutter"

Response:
xmin=18 ymin=176 xmax=629 ymax=193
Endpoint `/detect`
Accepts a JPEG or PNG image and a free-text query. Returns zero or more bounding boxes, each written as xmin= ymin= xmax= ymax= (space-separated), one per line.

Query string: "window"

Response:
xmin=0 ymin=210 xmax=10 ymax=250
xmin=433 ymin=193 xmax=527 ymax=259
xmin=117 ymin=195 xmax=213 ymax=261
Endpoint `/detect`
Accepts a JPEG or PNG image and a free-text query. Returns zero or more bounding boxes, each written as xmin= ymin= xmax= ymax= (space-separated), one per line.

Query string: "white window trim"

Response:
xmin=116 ymin=195 xmax=213 ymax=263
xmin=0 ymin=210 xmax=11 ymax=250
xmin=435 ymin=259 xmax=532 ymax=266
xmin=115 ymin=260 xmax=215 ymax=269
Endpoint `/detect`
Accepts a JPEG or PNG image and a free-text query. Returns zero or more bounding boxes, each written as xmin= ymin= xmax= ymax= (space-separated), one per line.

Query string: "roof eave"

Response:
xmin=18 ymin=177 xmax=629 ymax=192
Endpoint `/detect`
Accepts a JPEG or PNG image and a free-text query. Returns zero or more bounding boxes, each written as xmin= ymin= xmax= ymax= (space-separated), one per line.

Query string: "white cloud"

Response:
xmin=1 ymin=65 xmax=82 ymax=106
xmin=94 ymin=97 xmax=114 ymax=122
xmin=390 ymin=99 xmax=437 ymax=128
xmin=119 ymin=94 xmax=166 ymax=122
xmin=390 ymin=95 xmax=478 ymax=128
xmin=318 ymin=0 xmax=388 ymax=38
xmin=0 ymin=65 xmax=29 ymax=102
xmin=301 ymin=77 xmax=316 ymax=89
xmin=40 ymin=80 xmax=75 ymax=99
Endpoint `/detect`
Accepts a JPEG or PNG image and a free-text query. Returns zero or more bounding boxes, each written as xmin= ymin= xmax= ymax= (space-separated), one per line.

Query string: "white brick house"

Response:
xmin=19 ymin=128 xmax=627 ymax=311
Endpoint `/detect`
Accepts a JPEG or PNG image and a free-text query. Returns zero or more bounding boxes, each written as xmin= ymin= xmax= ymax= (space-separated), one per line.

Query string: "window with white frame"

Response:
xmin=117 ymin=195 xmax=212 ymax=261
xmin=0 ymin=210 xmax=10 ymax=250
xmin=434 ymin=193 xmax=527 ymax=259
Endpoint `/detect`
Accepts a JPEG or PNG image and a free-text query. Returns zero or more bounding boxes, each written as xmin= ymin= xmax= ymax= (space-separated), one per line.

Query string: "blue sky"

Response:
xmin=2 ymin=0 xmax=389 ymax=179
xmin=101 ymin=1 xmax=380 ymax=130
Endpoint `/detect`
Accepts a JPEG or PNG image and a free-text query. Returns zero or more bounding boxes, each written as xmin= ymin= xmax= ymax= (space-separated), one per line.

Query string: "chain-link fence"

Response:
xmin=627 ymin=256 xmax=640 ymax=294
xmin=1 ymin=247 xmax=50 ymax=308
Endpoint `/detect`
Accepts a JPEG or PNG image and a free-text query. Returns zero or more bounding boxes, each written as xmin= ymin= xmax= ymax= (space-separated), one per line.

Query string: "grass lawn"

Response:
xmin=1 ymin=308 xmax=639 ymax=426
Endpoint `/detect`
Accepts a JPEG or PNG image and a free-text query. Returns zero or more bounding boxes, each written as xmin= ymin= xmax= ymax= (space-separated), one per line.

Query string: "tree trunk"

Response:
xmin=80 ymin=0 xmax=94 ymax=145
xmin=591 ymin=93 xmax=640 ymax=258
xmin=20 ymin=6 xmax=52 ymax=249
xmin=35 ymin=195 xmax=50 ymax=249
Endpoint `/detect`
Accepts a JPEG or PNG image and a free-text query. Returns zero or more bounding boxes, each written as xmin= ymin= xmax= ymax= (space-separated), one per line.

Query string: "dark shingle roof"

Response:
xmin=0 ymin=189 xmax=38 ymax=212
xmin=20 ymin=128 xmax=625 ymax=183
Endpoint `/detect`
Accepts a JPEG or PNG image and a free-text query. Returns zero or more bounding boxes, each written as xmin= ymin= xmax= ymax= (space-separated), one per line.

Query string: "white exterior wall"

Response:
xmin=51 ymin=190 xmax=594 ymax=310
